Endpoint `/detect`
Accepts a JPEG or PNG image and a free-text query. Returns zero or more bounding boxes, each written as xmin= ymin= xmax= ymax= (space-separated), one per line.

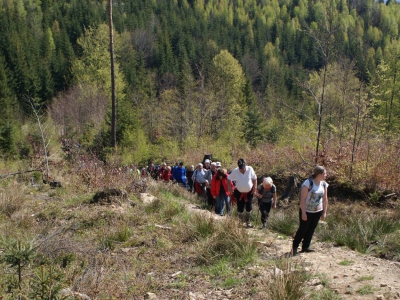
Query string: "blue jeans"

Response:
xmin=215 ymin=194 xmax=230 ymax=215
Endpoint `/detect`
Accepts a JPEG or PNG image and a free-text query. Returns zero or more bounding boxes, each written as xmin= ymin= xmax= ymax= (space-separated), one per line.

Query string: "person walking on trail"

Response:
xmin=255 ymin=177 xmax=277 ymax=229
xmin=211 ymin=168 xmax=234 ymax=216
xmin=292 ymin=165 xmax=329 ymax=256
xmin=227 ymin=158 xmax=257 ymax=228
xmin=205 ymin=162 xmax=217 ymax=207
xmin=172 ymin=162 xmax=188 ymax=188
xmin=186 ymin=165 xmax=195 ymax=193
xmin=192 ymin=163 xmax=208 ymax=199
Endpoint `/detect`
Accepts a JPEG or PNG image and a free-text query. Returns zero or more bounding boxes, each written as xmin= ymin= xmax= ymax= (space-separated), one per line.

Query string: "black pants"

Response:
xmin=293 ymin=209 xmax=322 ymax=251
xmin=259 ymin=201 xmax=272 ymax=224
xmin=234 ymin=189 xmax=253 ymax=213
xmin=206 ymin=188 xmax=213 ymax=206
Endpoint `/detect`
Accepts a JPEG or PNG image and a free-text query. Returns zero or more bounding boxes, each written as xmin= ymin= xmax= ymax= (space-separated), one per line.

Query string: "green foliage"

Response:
xmin=0 ymin=236 xmax=37 ymax=290
xmin=28 ymin=265 xmax=65 ymax=300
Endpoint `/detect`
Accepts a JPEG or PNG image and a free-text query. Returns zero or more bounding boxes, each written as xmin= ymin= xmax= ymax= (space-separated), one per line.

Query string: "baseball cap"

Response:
xmin=238 ymin=158 xmax=246 ymax=169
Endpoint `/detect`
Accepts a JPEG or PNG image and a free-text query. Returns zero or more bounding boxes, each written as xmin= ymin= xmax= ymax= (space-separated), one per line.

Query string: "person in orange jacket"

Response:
xmin=211 ymin=168 xmax=234 ymax=216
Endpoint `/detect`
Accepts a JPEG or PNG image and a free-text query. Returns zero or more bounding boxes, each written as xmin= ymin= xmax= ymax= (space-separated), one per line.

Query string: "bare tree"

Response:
xmin=301 ymin=2 xmax=339 ymax=164
xmin=27 ymin=97 xmax=51 ymax=182
xmin=108 ymin=0 xmax=117 ymax=149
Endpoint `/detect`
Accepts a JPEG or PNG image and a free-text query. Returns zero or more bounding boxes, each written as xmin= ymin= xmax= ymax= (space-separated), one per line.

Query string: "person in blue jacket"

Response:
xmin=172 ymin=162 xmax=187 ymax=188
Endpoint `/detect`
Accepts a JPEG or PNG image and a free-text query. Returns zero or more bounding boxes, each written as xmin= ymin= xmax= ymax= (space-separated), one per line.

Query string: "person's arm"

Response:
xmin=273 ymin=186 xmax=277 ymax=208
xmin=252 ymin=178 xmax=257 ymax=194
xmin=300 ymin=185 xmax=308 ymax=221
xmin=321 ymin=186 xmax=328 ymax=221
xmin=227 ymin=178 xmax=233 ymax=193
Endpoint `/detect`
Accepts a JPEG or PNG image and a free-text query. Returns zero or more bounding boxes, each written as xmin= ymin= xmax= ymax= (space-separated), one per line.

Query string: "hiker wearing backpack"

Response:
xmin=255 ymin=177 xmax=277 ymax=229
xmin=227 ymin=158 xmax=257 ymax=228
xmin=292 ymin=166 xmax=329 ymax=256
xmin=211 ymin=168 xmax=234 ymax=216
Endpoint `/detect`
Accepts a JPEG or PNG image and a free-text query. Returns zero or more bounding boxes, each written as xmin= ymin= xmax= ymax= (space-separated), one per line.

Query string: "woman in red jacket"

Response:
xmin=211 ymin=168 xmax=234 ymax=216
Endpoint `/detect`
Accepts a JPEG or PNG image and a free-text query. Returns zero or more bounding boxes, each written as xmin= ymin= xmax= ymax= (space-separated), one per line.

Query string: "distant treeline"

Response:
xmin=1 ymin=0 xmax=400 ymax=167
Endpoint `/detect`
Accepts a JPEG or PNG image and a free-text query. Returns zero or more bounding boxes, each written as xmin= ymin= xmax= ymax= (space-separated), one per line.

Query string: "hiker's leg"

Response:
xmin=302 ymin=211 xmax=322 ymax=251
xmin=214 ymin=196 xmax=221 ymax=214
xmin=245 ymin=191 xmax=253 ymax=213
xmin=219 ymin=194 xmax=226 ymax=215
xmin=293 ymin=208 xmax=311 ymax=251
xmin=245 ymin=192 xmax=253 ymax=227
xmin=226 ymin=196 xmax=231 ymax=216
xmin=206 ymin=188 xmax=213 ymax=207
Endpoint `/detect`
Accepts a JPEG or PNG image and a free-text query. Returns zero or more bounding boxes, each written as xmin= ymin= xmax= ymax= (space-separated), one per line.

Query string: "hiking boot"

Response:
xmin=301 ymin=248 xmax=314 ymax=253
xmin=292 ymin=247 xmax=298 ymax=256
xmin=246 ymin=222 xmax=254 ymax=228
xmin=260 ymin=223 xmax=266 ymax=230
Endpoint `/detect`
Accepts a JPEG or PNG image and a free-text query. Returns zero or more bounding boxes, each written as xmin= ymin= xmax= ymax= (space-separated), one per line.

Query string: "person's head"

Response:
xmin=311 ymin=165 xmax=326 ymax=179
xmin=216 ymin=168 xmax=227 ymax=179
xmin=204 ymin=159 xmax=210 ymax=168
xmin=210 ymin=162 xmax=217 ymax=171
xmin=238 ymin=158 xmax=246 ymax=170
xmin=197 ymin=163 xmax=203 ymax=169
xmin=190 ymin=165 xmax=194 ymax=171
xmin=215 ymin=162 xmax=221 ymax=169
xmin=166 ymin=166 xmax=171 ymax=171
xmin=161 ymin=162 xmax=166 ymax=167
xmin=179 ymin=161 xmax=184 ymax=168
xmin=263 ymin=177 xmax=273 ymax=188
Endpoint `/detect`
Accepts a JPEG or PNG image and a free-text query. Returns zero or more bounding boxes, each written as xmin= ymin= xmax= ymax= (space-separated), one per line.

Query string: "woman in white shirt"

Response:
xmin=292 ymin=166 xmax=328 ymax=255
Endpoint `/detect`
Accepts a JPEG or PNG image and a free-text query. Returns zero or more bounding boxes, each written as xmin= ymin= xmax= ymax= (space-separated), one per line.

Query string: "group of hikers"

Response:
xmin=139 ymin=158 xmax=329 ymax=256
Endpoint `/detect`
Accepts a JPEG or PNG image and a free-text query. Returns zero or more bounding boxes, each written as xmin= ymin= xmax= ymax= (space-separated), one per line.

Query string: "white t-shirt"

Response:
xmin=303 ymin=179 xmax=328 ymax=213
xmin=228 ymin=166 xmax=257 ymax=193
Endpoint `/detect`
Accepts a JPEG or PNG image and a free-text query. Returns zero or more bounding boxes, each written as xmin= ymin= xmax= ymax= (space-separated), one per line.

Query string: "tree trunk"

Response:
xmin=109 ymin=0 xmax=117 ymax=149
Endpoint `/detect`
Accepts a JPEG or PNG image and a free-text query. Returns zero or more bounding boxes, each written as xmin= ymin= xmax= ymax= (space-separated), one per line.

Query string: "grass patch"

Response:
xmin=317 ymin=205 xmax=400 ymax=254
xmin=204 ymin=259 xmax=232 ymax=277
xmin=268 ymin=206 xmax=298 ymax=237
xmin=267 ymin=259 xmax=309 ymax=300
xmin=194 ymin=218 xmax=256 ymax=267
xmin=310 ymin=289 xmax=343 ymax=300
xmin=356 ymin=284 xmax=378 ymax=295
xmin=338 ymin=260 xmax=354 ymax=266
xmin=221 ymin=276 xmax=243 ymax=289
xmin=357 ymin=275 xmax=374 ymax=281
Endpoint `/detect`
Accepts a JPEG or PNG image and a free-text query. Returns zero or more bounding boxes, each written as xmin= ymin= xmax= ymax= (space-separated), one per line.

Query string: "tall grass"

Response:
xmin=317 ymin=205 xmax=400 ymax=256
xmin=0 ymin=182 xmax=26 ymax=218
xmin=268 ymin=205 xmax=299 ymax=237
xmin=194 ymin=218 xmax=257 ymax=267
xmin=267 ymin=259 xmax=309 ymax=300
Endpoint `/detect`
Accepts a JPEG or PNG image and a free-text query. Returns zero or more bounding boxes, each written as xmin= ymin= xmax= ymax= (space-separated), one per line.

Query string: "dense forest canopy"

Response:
xmin=1 ymin=0 xmax=400 ymax=188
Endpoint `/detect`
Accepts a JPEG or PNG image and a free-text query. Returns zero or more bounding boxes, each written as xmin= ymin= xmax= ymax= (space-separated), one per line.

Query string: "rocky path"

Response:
xmin=181 ymin=198 xmax=400 ymax=300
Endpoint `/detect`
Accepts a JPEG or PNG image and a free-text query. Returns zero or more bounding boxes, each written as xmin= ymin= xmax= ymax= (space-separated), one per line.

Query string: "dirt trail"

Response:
xmin=181 ymin=199 xmax=400 ymax=300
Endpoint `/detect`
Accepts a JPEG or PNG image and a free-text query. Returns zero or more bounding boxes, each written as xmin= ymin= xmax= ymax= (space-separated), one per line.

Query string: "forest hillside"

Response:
xmin=1 ymin=0 xmax=400 ymax=195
